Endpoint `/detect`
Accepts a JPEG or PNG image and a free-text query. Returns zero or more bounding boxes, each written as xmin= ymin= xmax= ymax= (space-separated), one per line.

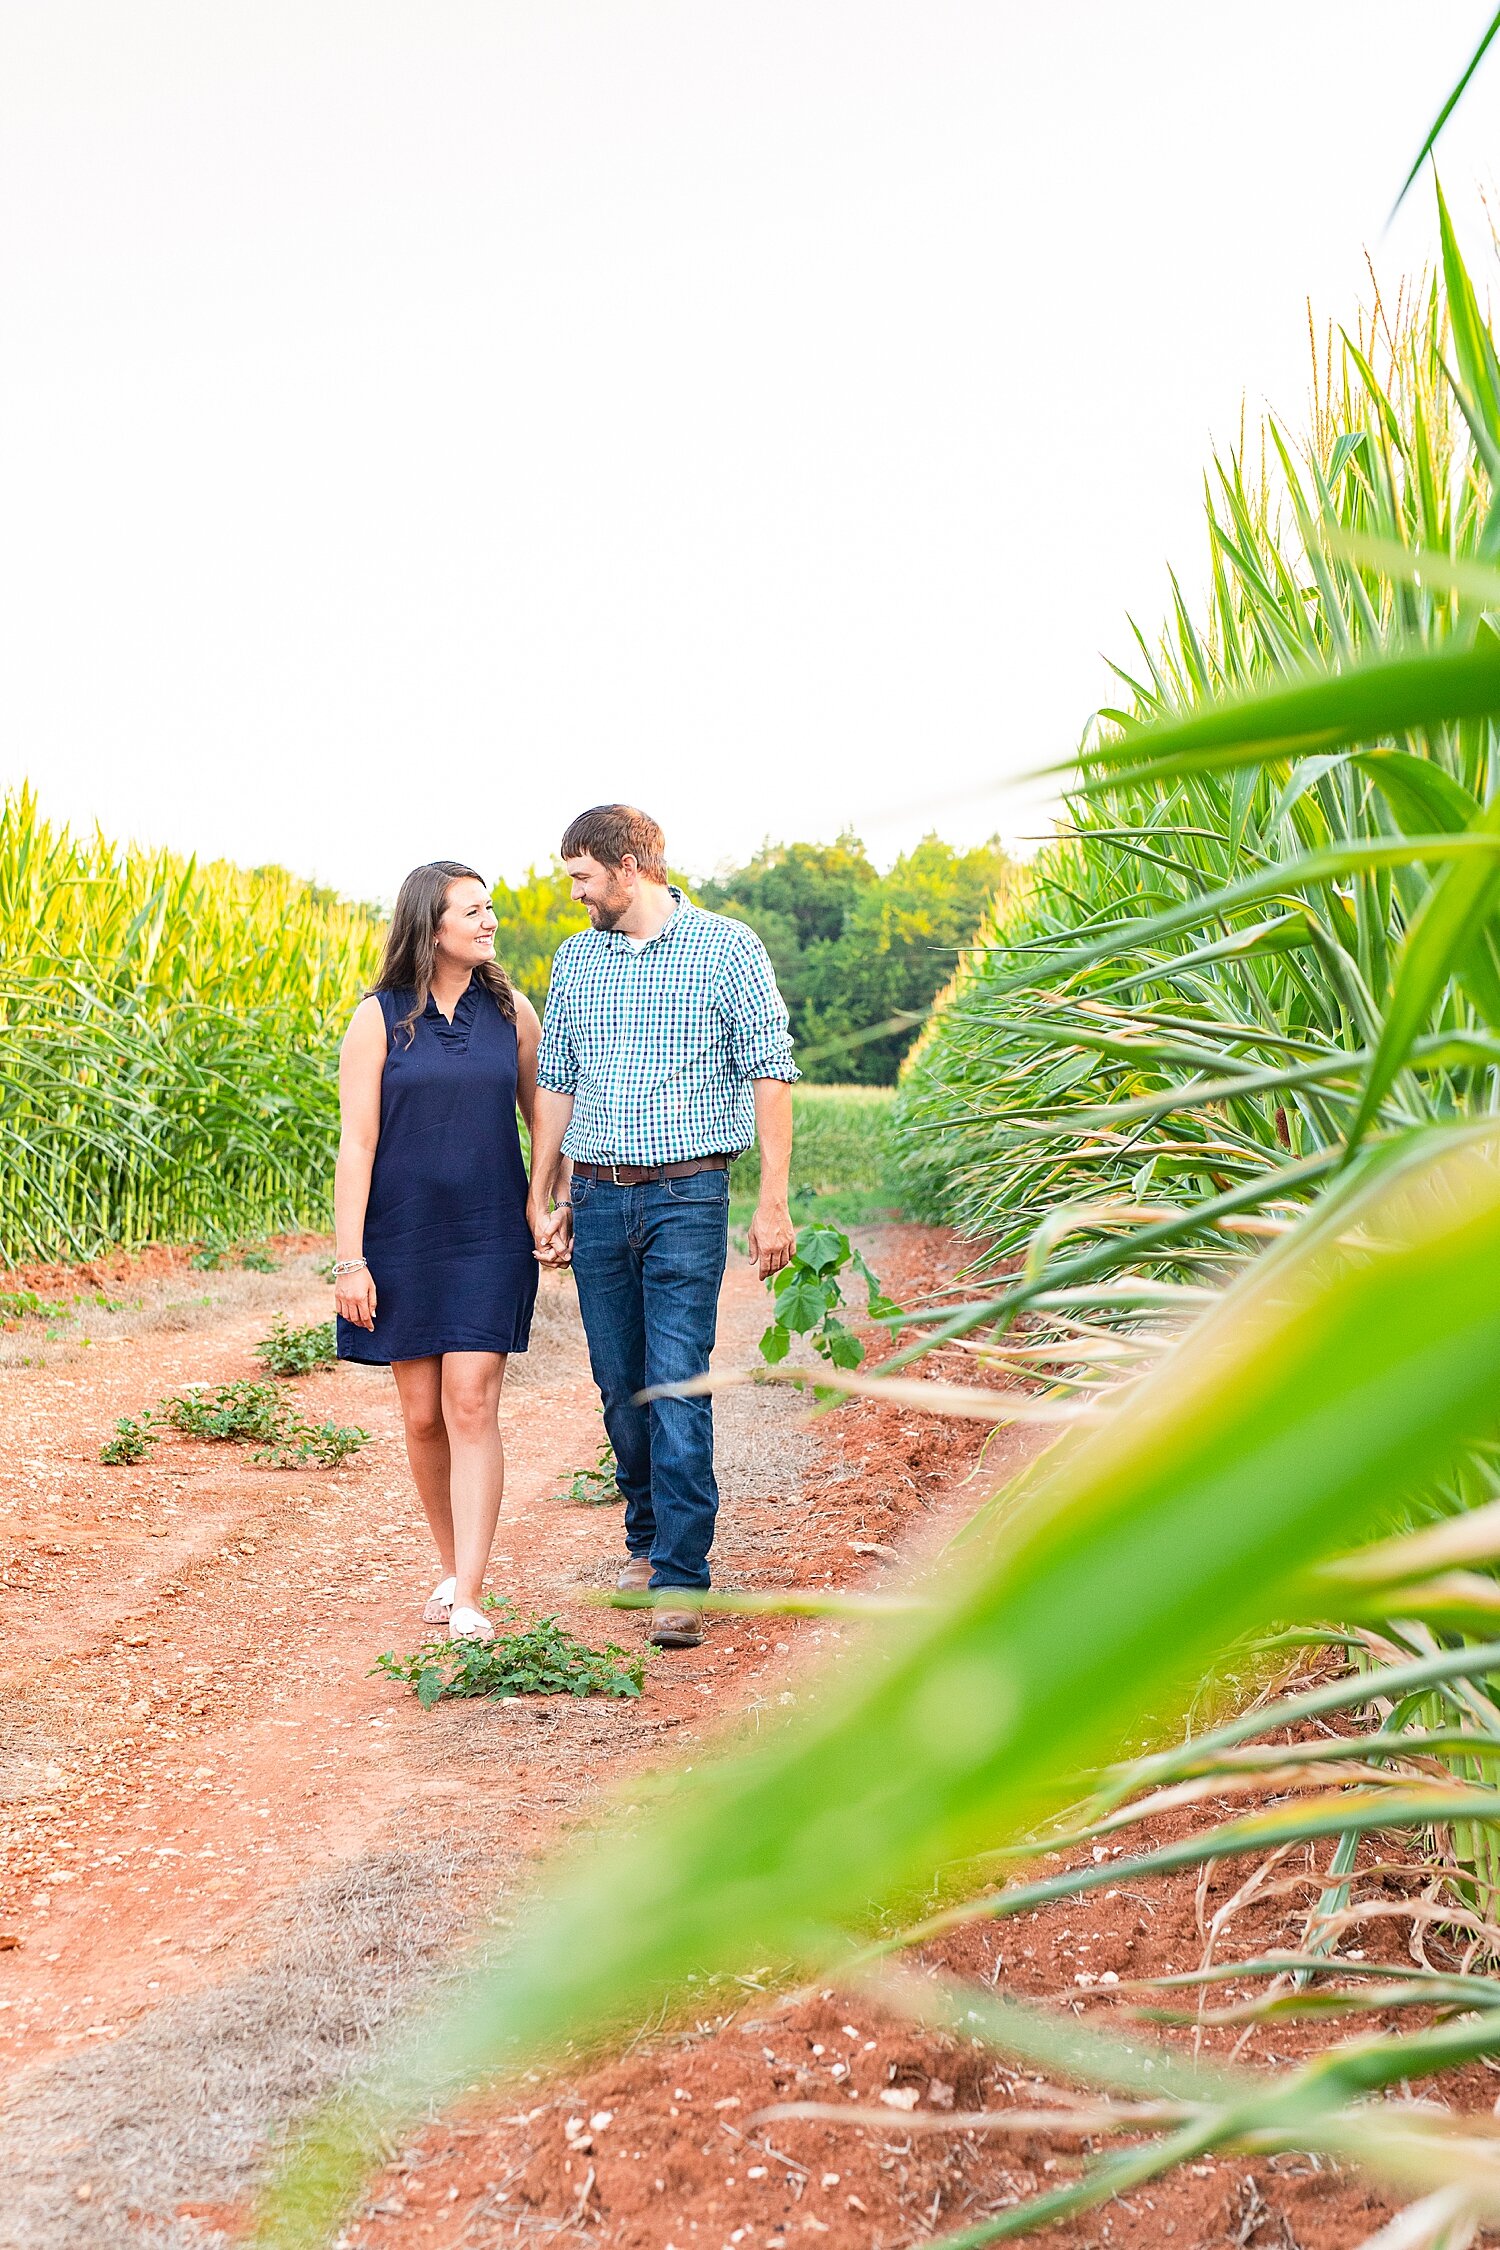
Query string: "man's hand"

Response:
xmin=530 ymin=1199 xmax=574 ymax=1268
xmin=748 ymin=1197 xmax=796 ymax=1282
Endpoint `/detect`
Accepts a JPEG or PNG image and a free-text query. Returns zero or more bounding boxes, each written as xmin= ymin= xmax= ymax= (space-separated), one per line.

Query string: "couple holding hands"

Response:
xmin=332 ymin=803 xmax=798 ymax=1652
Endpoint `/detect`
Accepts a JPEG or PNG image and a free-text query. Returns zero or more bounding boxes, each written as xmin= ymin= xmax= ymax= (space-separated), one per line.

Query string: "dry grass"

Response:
xmin=0 ymin=1844 xmax=477 ymax=2248
xmin=506 ymin=1272 xmax=592 ymax=1389
xmin=0 ymin=1255 xmax=330 ymax=1373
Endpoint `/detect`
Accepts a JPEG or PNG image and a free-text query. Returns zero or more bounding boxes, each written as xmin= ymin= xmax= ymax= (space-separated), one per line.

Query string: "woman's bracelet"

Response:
xmin=332 ymin=1256 xmax=367 ymax=1278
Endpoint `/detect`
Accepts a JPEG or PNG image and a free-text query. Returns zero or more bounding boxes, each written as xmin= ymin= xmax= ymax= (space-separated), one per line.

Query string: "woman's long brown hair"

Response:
xmin=372 ymin=862 xmax=516 ymax=1044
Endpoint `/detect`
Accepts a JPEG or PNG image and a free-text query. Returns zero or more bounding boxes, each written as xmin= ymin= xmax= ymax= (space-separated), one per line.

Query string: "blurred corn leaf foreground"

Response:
xmin=840 ymin=1971 xmax=1500 ymax=2245
xmin=256 ymin=1125 xmax=1500 ymax=2243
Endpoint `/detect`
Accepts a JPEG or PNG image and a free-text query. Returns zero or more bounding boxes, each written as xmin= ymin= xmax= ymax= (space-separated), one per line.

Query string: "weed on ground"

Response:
xmin=557 ymin=1437 xmax=621 ymax=1506
xmin=98 ymin=1378 xmax=367 ymax=1470
xmin=374 ymin=1607 xmax=647 ymax=1706
xmin=253 ymin=1316 xmax=337 ymax=1377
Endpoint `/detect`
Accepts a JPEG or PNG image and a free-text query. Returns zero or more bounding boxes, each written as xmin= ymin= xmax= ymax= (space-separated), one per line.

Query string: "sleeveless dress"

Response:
xmin=336 ymin=980 xmax=539 ymax=1365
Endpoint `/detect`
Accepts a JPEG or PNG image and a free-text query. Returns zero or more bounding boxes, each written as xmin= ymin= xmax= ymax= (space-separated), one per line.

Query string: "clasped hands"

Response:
xmin=528 ymin=1194 xmax=794 ymax=1281
xmin=530 ymin=1199 xmax=573 ymax=1268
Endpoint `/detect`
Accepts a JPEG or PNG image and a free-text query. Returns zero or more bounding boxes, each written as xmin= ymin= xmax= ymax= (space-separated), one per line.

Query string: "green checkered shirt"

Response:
xmin=536 ymin=891 xmax=799 ymax=1164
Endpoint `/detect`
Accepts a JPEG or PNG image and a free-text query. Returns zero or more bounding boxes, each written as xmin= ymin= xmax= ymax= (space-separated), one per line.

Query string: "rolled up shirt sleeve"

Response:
xmin=536 ymin=947 xmax=579 ymax=1093
xmin=719 ymin=926 xmax=801 ymax=1083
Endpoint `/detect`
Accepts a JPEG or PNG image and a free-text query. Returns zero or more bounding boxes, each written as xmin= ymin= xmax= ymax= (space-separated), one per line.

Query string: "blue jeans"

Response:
xmin=569 ymin=1169 xmax=730 ymax=1591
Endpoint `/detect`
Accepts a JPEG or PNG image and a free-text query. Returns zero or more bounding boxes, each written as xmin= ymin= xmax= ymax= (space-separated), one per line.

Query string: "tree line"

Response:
xmin=491 ymin=832 xmax=1019 ymax=1084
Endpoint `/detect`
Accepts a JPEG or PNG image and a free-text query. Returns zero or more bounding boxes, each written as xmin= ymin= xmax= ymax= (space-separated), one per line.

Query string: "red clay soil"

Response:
xmin=0 ymin=1225 xmax=1488 ymax=2249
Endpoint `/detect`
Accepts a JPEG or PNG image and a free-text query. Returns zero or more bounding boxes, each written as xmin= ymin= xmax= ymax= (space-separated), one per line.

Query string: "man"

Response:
xmin=528 ymin=804 xmax=798 ymax=1649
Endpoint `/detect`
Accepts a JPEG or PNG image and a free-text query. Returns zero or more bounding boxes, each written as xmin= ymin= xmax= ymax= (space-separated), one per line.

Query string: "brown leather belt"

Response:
xmin=571 ymin=1154 xmax=731 ymax=1186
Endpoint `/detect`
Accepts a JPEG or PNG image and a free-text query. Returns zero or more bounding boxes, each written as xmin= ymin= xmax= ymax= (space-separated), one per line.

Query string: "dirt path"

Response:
xmin=2 ymin=1232 xmax=997 ymax=2247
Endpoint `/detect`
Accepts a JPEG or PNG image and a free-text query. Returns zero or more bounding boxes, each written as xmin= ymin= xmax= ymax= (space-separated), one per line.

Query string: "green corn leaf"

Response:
xmin=1344 ymin=790 xmax=1500 ymax=1154
xmin=1356 ymin=748 xmax=1481 ymax=834
xmin=1394 ymin=16 xmax=1500 ymax=213
xmin=896 ymin=1975 xmax=1500 ymax=2248
xmin=1437 ymin=176 xmax=1500 ymax=456
xmin=1326 ymin=531 xmax=1500 ymax=614
xmin=862 ymin=1786 xmax=1500 ymax=1966
xmin=1068 ymin=642 xmax=1500 ymax=793
xmin=986 ymin=835 xmax=1500 ymax=1002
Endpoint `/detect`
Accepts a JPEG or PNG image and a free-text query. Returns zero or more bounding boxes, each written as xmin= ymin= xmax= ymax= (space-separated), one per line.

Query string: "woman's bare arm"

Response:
xmin=333 ymin=995 xmax=387 ymax=1331
xmin=514 ymin=991 xmax=541 ymax=1138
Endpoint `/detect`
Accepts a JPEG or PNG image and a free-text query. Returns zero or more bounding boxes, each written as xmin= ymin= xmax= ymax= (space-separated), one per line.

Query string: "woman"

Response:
xmin=333 ymin=861 xmax=541 ymax=1642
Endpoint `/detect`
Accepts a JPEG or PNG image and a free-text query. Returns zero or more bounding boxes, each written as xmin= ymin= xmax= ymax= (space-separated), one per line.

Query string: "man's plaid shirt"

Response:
xmin=536 ymin=890 xmax=799 ymax=1165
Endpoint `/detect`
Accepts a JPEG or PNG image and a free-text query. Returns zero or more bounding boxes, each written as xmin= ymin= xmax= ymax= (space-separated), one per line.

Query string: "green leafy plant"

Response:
xmin=556 ymin=1439 xmax=621 ymax=1506
xmin=165 ymin=1379 xmax=286 ymax=1443
xmin=759 ymin=1221 xmax=899 ymax=1370
xmin=373 ymin=1606 xmax=645 ymax=1709
xmin=239 ymin=1247 xmax=279 ymax=1273
xmin=99 ymin=1411 xmax=158 ymax=1465
xmin=265 ymin=1419 xmax=368 ymax=1469
xmin=255 ymin=1316 xmax=338 ymax=1378
xmin=1 ymin=1286 xmax=133 ymax=1327
xmin=100 ymin=1380 xmax=367 ymax=1469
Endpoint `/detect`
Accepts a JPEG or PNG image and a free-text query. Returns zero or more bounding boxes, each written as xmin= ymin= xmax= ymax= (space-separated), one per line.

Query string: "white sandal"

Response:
xmin=423 ymin=1575 xmax=456 ymax=1626
xmin=449 ymin=1605 xmax=495 ymax=1643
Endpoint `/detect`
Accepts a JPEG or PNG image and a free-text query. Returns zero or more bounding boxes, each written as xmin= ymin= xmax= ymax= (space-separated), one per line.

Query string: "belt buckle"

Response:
xmin=609 ymin=1160 xmax=625 ymax=1185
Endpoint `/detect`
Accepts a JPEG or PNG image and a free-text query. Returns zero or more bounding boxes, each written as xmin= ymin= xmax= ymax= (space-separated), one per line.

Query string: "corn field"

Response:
xmin=0 ymin=787 xmax=383 ymax=1265
xmin=893 ymin=193 xmax=1500 ymax=1267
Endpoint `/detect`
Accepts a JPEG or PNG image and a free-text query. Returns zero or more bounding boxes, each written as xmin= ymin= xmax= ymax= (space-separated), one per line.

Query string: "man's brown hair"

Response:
xmin=560 ymin=804 xmax=668 ymax=882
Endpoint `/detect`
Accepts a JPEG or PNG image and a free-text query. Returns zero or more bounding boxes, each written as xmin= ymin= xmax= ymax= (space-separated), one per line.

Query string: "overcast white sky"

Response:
xmin=2 ymin=5 xmax=1498 ymax=900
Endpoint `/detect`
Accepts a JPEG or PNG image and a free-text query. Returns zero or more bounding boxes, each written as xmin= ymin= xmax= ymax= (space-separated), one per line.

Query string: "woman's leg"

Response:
xmin=391 ymin=1356 xmax=455 ymax=1577
xmin=439 ymin=1351 xmax=507 ymax=1613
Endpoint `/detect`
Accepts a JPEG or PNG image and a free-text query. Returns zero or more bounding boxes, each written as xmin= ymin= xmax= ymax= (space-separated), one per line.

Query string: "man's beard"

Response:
xmin=587 ymin=888 xmax=628 ymax=929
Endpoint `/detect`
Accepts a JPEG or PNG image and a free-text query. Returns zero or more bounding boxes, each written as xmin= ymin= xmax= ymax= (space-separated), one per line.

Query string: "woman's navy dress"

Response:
xmin=337 ymin=980 xmax=538 ymax=1365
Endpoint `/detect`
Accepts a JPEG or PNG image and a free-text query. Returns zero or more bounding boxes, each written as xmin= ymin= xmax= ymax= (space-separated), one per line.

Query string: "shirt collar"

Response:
xmin=606 ymin=886 xmax=688 ymax=950
xmin=422 ymin=975 xmax=478 ymax=1025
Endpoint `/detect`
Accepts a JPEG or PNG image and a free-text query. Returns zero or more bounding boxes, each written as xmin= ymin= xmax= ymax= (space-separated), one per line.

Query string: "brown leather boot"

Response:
xmin=616 ymin=1554 xmax=652 ymax=1592
xmin=649 ymin=1608 xmax=703 ymax=1649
